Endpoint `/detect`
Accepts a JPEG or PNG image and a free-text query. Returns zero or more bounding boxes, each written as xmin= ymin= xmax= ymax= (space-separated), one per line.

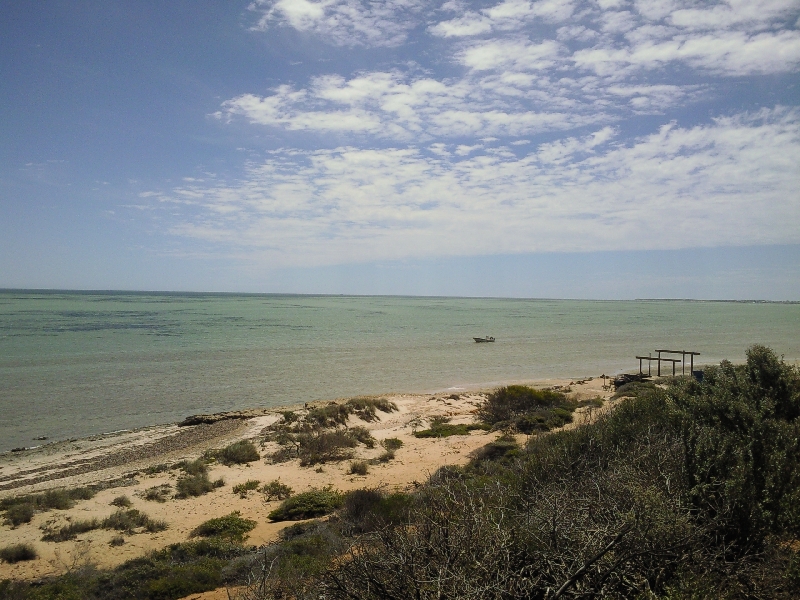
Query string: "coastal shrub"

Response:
xmin=612 ymin=380 xmax=657 ymax=399
xmin=143 ymin=462 xmax=173 ymax=475
xmin=381 ymin=437 xmax=403 ymax=451
xmin=109 ymin=535 xmax=125 ymax=547
xmin=4 ymin=503 xmax=34 ymax=527
xmin=372 ymin=450 xmax=395 ymax=463
xmin=190 ymin=511 xmax=257 ymax=543
xmin=0 ymin=543 xmax=38 ymax=563
xmin=0 ymin=487 xmax=96 ymax=515
xmin=477 ymin=385 xmax=582 ymax=434
xmin=469 ymin=434 xmax=520 ymax=465
xmin=180 ymin=458 xmax=209 ymax=476
xmin=297 ymin=430 xmax=357 ymax=466
xmin=307 ymin=403 xmax=351 ymax=428
xmin=175 ymin=473 xmax=224 ymax=499
xmin=142 ymin=484 xmax=172 ymax=503
xmin=110 ymin=495 xmax=132 ymax=508
xmin=345 ymin=397 xmax=398 ymax=422
xmin=41 ymin=518 xmax=101 ymax=542
xmin=102 ymin=509 xmax=168 ymax=534
xmin=347 ymin=425 xmax=375 ymax=448
xmin=261 ymin=480 xmax=294 ymax=502
xmin=232 ymin=479 xmax=260 ymax=498
xmin=348 ymin=460 xmax=369 ymax=475
xmin=339 ymin=489 xmax=413 ymax=535
xmin=413 ymin=422 xmax=490 ymax=438
xmin=268 ymin=488 xmax=344 ymax=521
xmin=218 ymin=440 xmax=260 ymax=465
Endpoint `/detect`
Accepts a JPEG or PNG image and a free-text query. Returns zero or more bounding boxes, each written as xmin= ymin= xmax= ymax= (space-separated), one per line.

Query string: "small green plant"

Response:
xmin=268 ymin=488 xmax=344 ymax=521
xmin=175 ymin=461 xmax=224 ymax=498
xmin=109 ymin=535 xmax=125 ymax=547
xmin=142 ymin=484 xmax=172 ymax=503
xmin=101 ymin=509 xmax=168 ymax=534
xmin=413 ymin=423 xmax=490 ymax=438
xmin=143 ymin=462 xmax=173 ymax=475
xmin=110 ymin=495 xmax=132 ymax=508
xmin=190 ymin=511 xmax=257 ymax=542
xmin=0 ymin=543 xmax=38 ymax=563
xmin=4 ymin=503 xmax=34 ymax=527
xmin=348 ymin=460 xmax=369 ymax=475
xmin=232 ymin=479 xmax=261 ymax=498
xmin=381 ymin=437 xmax=403 ymax=451
xmin=218 ymin=440 xmax=260 ymax=465
xmin=41 ymin=518 xmax=100 ymax=542
xmin=372 ymin=450 xmax=395 ymax=463
xmin=345 ymin=397 xmax=398 ymax=422
xmin=261 ymin=480 xmax=294 ymax=502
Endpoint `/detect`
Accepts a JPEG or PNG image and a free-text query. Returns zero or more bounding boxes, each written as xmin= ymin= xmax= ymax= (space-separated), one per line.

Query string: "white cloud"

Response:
xmin=573 ymin=29 xmax=800 ymax=76
xmin=430 ymin=0 xmax=575 ymax=37
xmin=143 ymin=109 xmax=800 ymax=267
xmin=249 ymin=0 xmax=426 ymax=47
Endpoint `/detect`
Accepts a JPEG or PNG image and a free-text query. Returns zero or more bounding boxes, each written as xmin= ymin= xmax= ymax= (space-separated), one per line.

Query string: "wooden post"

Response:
xmin=657 ymin=350 xmax=662 ymax=376
xmin=638 ymin=357 xmax=643 ymax=375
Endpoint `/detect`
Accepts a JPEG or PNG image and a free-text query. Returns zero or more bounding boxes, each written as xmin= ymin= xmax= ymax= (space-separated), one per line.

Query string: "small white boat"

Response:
xmin=473 ymin=336 xmax=495 ymax=343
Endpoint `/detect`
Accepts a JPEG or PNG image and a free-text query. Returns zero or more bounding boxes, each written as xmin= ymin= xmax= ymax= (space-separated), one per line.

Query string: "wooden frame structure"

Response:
xmin=635 ymin=349 xmax=701 ymax=377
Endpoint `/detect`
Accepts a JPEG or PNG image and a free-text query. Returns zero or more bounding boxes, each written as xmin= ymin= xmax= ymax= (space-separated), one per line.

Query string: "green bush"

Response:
xmin=102 ymin=509 xmax=168 ymax=534
xmin=110 ymin=495 xmax=132 ymax=508
xmin=261 ymin=480 xmax=294 ymax=502
xmin=381 ymin=437 xmax=403 ymax=451
xmin=413 ymin=423 xmax=490 ymax=438
xmin=41 ymin=518 xmax=100 ymax=542
xmin=142 ymin=484 xmax=172 ymax=503
xmin=218 ymin=440 xmax=260 ymax=465
xmin=345 ymin=397 xmax=398 ymax=422
xmin=0 ymin=543 xmax=37 ymax=563
xmin=268 ymin=488 xmax=344 ymax=521
xmin=175 ymin=462 xmax=224 ymax=498
xmin=232 ymin=479 xmax=260 ymax=498
xmin=297 ymin=430 xmax=357 ymax=466
xmin=469 ymin=434 xmax=520 ymax=464
xmin=190 ymin=511 xmax=257 ymax=542
xmin=4 ymin=503 xmax=34 ymax=527
xmin=478 ymin=385 xmax=568 ymax=424
xmin=348 ymin=461 xmax=369 ymax=475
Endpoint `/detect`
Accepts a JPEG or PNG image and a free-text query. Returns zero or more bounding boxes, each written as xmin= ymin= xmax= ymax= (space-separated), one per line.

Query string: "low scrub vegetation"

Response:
xmin=413 ymin=421 xmax=490 ymax=438
xmin=142 ymin=484 xmax=172 ymax=503
xmin=102 ymin=509 xmax=168 ymax=534
xmin=261 ymin=480 xmax=293 ymax=502
xmin=268 ymin=488 xmax=344 ymax=522
xmin=232 ymin=479 xmax=260 ymax=498
xmin=190 ymin=511 xmax=257 ymax=543
xmin=1 ymin=486 xmax=97 ymax=528
xmin=214 ymin=440 xmax=261 ymax=465
xmin=175 ymin=459 xmax=224 ymax=498
xmin=41 ymin=518 xmax=100 ymax=542
xmin=0 ymin=543 xmax=37 ymax=564
xmin=348 ymin=460 xmax=369 ymax=475
xmin=110 ymin=495 xmax=132 ymax=508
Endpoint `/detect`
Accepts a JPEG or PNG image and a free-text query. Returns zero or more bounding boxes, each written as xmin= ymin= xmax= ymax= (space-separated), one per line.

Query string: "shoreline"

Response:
xmin=0 ymin=375 xmax=615 ymax=583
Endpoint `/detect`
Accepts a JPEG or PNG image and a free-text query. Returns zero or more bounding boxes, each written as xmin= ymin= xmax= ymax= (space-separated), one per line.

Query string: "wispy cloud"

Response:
xmin=139 ymin=108 xmax=800 ymax=267
xmin=249 ymin=0 xmax=427 ymax=47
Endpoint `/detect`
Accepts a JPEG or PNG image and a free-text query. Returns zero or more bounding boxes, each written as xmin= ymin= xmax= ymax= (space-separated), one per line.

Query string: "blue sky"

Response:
xmin=1 ymin=0 xmax=799 ymax=299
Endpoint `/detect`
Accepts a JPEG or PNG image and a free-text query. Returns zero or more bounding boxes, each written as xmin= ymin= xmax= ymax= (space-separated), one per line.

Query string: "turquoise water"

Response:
xmin=1 ymin=291 xmax=799 ymax=451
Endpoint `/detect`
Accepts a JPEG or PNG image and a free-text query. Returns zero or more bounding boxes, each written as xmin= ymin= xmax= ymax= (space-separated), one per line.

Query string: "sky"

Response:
xmin=1 ymin=0 xmax=799 ymax=299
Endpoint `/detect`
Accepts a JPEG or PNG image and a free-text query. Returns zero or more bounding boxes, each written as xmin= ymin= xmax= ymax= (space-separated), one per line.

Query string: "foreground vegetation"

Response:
xmin=3 ymin=346 xmax=800 ymax=599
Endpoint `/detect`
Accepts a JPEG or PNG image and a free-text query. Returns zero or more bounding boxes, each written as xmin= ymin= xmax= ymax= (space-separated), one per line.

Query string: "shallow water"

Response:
xmin=1 ymin=291 xmax=798 ymax=451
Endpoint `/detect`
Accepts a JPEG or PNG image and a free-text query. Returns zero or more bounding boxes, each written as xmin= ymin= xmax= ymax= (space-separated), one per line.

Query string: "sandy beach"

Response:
xmin=0 ymin=377 xmax=614 ymax=588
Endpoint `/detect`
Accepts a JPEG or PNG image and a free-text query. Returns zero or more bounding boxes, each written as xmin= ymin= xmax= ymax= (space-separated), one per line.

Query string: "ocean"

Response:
xmin=1 ymin=291 xmax=799 ymax=452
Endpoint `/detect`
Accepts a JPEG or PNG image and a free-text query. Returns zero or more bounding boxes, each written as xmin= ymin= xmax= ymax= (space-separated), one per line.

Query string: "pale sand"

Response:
xmin=0 ymin=377 xmax=615 ymax=584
